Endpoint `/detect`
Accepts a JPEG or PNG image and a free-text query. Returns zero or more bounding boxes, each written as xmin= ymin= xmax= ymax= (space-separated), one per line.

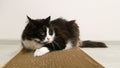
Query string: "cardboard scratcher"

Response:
xmin=3 ymin=47 xmax=104 ymax=68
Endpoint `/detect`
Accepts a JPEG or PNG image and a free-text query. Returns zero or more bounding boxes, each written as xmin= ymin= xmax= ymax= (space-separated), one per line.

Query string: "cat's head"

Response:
xmin=22 ymin=16 xmax=55 ymax=44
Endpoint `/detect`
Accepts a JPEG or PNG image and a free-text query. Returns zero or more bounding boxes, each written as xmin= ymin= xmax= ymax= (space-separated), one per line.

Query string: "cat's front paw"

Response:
xmin=34 ymin=47 xmax=50 ymax=57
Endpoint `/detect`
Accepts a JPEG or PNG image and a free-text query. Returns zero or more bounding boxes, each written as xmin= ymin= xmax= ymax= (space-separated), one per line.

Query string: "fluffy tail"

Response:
xmin=80 ymin=40 xmax=107 ymax=48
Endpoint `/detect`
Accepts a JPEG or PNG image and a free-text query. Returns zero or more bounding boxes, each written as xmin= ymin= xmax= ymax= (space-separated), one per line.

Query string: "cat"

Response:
xmin=21 ymin=16 xmax=107 ymax=57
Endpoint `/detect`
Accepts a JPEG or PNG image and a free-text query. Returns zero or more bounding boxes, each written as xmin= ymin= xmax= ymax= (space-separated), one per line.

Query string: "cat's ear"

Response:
xmin=45 ymin=16 xmax=51 ymax=22
xmin=26 ymin=16 xmax=36 ymax=27
xmin=44 ymin=16 xmax=51 ymax=25
xmin=27 ymin=15 xmax=33 ymax=22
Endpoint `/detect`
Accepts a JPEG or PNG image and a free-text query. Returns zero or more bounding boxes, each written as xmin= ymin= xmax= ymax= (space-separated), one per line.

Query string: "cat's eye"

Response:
xmin=40 ymin=32 xmax=45 ymax=35
xmin=49 ymin=29 xmax=53 ymax=35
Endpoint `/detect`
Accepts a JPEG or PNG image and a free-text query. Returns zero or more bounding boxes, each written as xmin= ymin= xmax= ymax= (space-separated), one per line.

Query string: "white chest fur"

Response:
xmin=22 ymin=40 xmax=43 ymax=50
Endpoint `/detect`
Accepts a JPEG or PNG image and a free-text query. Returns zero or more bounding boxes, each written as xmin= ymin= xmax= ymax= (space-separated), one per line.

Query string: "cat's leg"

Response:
xmin=34 ymin=43 xmax=56 ymax=57
xmin=34 ymin=39 xmax=66 ymax=57
xmin=34 ymin=47 xmax=50 ymax=57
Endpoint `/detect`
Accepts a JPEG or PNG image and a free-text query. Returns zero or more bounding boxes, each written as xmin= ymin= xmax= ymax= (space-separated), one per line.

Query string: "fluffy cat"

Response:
xmin=21 ymin=16 xmax=107 ymax=57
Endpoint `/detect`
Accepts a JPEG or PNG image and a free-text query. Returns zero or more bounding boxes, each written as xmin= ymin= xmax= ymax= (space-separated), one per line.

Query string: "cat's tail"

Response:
xmin=80 ymin=40 xmax=107 ymax=48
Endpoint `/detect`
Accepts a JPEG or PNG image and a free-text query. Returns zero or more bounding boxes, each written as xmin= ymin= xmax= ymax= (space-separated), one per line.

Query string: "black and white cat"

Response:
xmin=21 ymin=16 xmax=107 ymax=57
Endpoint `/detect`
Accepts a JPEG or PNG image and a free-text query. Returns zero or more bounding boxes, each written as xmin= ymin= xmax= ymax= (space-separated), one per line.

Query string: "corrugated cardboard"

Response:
xmin=3 ymin=47 xmax=104 ymax=68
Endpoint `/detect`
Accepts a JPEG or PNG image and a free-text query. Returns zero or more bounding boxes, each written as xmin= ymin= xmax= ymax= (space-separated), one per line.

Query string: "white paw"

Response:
xmin=34 ymin=47 xmax=49 ymax=57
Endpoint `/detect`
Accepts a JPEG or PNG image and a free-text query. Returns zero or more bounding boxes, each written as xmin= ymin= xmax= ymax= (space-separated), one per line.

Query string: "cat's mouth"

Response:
xmin=41 ymin=40 xmax=53 ymax=44
xmin=45 ymin=40 xmax=52 ymax=44
xmin=42 ymin=37 xmax=54 ymax=44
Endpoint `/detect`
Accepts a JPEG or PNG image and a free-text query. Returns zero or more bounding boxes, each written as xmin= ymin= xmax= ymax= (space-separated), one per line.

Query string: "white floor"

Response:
xmin=82 ymin=45 xmax=120 ymax=68
xmin=0 ymin=44 xmax=120 ymax=68
xmin=0 ymin=44 xmax=22 ymax=68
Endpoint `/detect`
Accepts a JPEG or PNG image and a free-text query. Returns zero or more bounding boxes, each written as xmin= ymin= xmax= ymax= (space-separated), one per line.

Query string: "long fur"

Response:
xmin=21 ymin=16 xmax=107 ymax=56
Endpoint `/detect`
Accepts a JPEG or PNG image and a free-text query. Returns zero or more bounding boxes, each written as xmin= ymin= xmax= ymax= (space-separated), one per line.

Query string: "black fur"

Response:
xmin=82 ymin=40 xmax=107 ymax=48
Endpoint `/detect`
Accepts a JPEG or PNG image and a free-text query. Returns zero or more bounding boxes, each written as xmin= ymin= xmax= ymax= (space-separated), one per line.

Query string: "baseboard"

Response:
xmin=0 ymin=39 xmax=120 ymax=45
xmin=0 ymin=40 xmax=20 ymax=45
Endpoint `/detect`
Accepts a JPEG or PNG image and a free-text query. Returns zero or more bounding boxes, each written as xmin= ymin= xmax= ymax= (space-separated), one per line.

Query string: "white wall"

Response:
xmin=0 ymin=0 xmax=120 ymax=41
